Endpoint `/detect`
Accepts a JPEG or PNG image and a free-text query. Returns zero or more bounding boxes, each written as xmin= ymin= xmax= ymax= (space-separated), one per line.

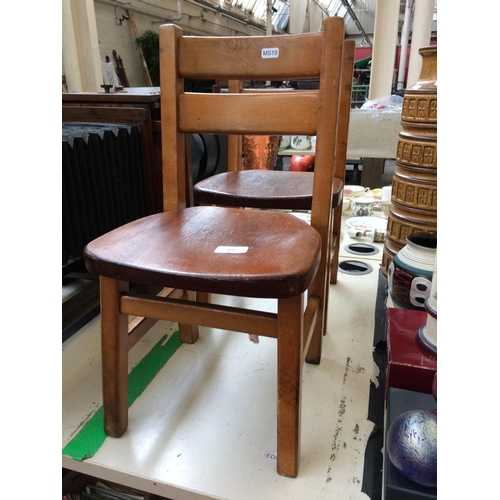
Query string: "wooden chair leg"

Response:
xmin=305 ymin=307 xmax=323 ymax=365
xmin=306 ymin=228 xmax=328 ymax=359
xmin=196 ymin=291 xmax=211 ymax=304
xmin=178 ymin=290 xmax=200 ymax=344
xmin=319 ymin=208 xmax=336 ymax=337
xmin=330 ymin=203 xmax=342 ymax=285
xmin=276 ymin=294 xmax=303 ymax=478
xmin=100 ymin=276 xmax=129 ymax=437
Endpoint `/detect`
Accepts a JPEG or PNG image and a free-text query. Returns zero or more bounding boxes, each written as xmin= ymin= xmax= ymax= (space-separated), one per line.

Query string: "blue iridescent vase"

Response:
xmin=386 ymin=409 xmax=437 ymax=488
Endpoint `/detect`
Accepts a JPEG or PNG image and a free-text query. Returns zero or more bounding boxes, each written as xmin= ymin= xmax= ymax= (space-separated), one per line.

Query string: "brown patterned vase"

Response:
xmin=382 ymin=45 xmax=437 ymax=278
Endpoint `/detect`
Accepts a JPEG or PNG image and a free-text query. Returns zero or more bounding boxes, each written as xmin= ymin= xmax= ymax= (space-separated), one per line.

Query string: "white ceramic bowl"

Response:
xmin=344 ymin=185 xmax=367 ymax=198
xmin=342 ymin=197 xmax=351 ymax=211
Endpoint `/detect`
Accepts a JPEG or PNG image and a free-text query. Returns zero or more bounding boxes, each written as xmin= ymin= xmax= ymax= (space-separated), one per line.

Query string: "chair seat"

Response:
xmin=84 ymin=206 xmax=321 ymax=298
xmin=194 ymin=170 xmax=344 ymax=210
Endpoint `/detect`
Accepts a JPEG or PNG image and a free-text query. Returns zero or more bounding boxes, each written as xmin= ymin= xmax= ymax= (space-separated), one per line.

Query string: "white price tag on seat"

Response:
xmin=214 ymin=246 xmax=249 ymax=254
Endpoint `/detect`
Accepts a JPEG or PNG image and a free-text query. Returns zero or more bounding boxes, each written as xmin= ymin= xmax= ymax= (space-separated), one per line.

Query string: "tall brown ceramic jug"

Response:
xmin=382 ymin=46 xmax=437 ymax=278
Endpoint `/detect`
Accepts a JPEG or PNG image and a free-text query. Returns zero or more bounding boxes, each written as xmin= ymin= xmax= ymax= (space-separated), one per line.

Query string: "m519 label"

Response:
xmin=262 ymin=47 xmax=279 ymax=58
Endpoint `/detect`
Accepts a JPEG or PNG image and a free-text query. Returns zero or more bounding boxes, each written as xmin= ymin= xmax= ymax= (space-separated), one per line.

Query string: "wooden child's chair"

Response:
xmin=83 ymin=16 xmax=346 ymax=478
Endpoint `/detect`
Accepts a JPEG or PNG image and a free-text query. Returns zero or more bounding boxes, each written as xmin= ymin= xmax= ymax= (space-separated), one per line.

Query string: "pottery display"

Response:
xmin=417 ymin=250 xmax=437 ymax=356
xmin=385 ymin=202 xmax=437 ymax=246
xmin=347 ymin=226 xmax=386 ymax=243
xmin=279 ymin=135 xmax=291 ymax=150
xmin=380 ymin=200 xmax=391 ymax=218
xmin=351 ymin=196 xmax=375 ymax=217
xmin=381 ymin=185 xmax=392 ymax=202
xmin=344 ymin=185 xmax=369 ymax=198
xmin=380 ymin=186 xmax=392 ymax=217
xmin=387 ymin=232 xmax=437 ymax=310
xmin=345 ymin=216 xmax=387 ymax=232
xmin=290 ymin=135 xmax=311 ymax=150
xmin=382 ymin=46 xmax=437 ymax=278
xmin=386 ymin=409 xmax=437 ymax=488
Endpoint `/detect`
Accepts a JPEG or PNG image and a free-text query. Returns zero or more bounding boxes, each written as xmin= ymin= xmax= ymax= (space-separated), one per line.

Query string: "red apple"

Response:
xmin=289 ymin=155 xmax=315 ymax=172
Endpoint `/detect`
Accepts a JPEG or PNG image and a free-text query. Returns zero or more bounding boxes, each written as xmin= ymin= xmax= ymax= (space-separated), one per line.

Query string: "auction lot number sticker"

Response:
xmin=262 ymin=48 xmax=279 ymax=58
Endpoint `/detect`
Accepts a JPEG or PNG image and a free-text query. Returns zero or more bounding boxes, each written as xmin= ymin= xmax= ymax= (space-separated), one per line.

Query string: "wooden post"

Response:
xmin=276 ymin=294 xmax=303 ymax=477
xmin=100 ymin=277 xmax=129 ymax=437
xmin=127 ymin=9 xmax=154 ymax=87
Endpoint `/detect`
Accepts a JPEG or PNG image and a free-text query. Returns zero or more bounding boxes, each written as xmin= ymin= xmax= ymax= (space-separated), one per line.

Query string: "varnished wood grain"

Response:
xmin=121 ymin=294 xmax=278 ymax=338
xmin=100 ymin=277 xmax=129 ymax=437
xmin=195 ymin=171 xmax=344 ymax=210
xmin=277 ymin=295 xmax=303 ymax=478
xmin=84 ymin=206 xmax=321 ymax=298
xmin=127 ymin=287 xmax=184 ymax=349
xmin=179 ymin=93 xmax=318 ymax=136
xmin=178 ymin=32 xmax=323 ymax=80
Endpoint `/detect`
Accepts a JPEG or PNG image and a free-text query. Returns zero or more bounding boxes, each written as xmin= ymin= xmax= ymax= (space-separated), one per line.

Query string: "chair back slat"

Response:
xmin=179 ymin=93 xmax=319 ymax=136
xmin=178 ymin=33 xmax=324 ymax=80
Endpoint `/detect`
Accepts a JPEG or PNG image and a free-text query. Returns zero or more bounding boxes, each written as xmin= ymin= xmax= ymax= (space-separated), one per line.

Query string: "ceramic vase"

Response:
xmin=382 ymin=46 xmax=437 ymax=278
xmin=387 ymin=232 xmax=437 ymax=311
xmin=417 ymin=249 xmax=437 ymax=356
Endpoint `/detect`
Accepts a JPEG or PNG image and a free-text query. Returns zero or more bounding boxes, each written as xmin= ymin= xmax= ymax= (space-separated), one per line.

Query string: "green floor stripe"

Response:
xmin=63 ymin=331 xmax=182 ymax=461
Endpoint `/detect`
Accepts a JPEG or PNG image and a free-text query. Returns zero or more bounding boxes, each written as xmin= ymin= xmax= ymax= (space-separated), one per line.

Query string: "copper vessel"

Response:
xmin=242 ymin=135 xmax=281 ymax=170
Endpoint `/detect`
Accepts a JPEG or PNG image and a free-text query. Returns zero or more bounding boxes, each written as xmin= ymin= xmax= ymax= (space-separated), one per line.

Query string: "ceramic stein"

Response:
xmin=350 ymin=196 xmax=375 ymax=217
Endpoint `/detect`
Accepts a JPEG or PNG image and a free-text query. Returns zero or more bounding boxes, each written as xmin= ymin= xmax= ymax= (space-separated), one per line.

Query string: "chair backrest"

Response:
xmin=225 ymin=39 xmax=355 ymax=176
xmin=159 ymin=17 xmax=345 ymax=248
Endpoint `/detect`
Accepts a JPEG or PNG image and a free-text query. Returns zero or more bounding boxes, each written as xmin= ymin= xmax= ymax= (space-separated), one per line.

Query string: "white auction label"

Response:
xmin=261 ymin=47 xmax=279 ymax=59
xmin=214 ymin=246 xmax=249 ymax=254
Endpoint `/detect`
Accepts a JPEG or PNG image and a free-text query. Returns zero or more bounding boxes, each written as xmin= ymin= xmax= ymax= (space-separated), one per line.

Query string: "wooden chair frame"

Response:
xmin=84 ymin=17 xmax=347 ymax=478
